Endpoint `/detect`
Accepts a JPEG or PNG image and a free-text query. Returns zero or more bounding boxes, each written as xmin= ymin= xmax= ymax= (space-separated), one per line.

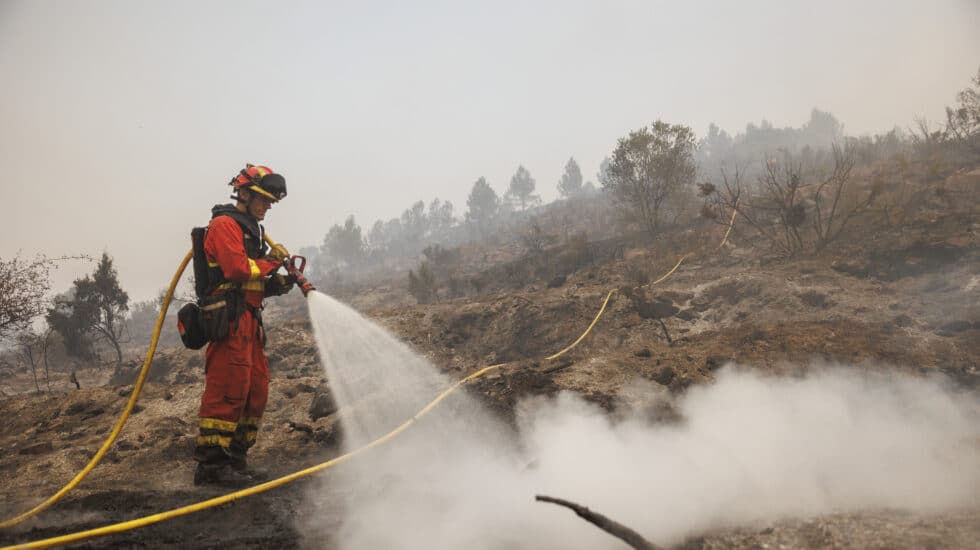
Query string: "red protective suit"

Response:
xmin=194 ymin=213 xmax=280 ymax=467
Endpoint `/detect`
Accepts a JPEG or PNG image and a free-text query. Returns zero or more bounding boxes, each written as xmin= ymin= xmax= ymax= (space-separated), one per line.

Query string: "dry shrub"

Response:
xmin=408 ymin=261 xmax=437 ymax=304
xmin=625 ymin=260 xmax=650 ymax=286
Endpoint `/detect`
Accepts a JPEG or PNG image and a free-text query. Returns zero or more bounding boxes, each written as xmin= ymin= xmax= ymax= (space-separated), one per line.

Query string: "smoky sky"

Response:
xmin=2 ymin=0 xmax=978 ymax=301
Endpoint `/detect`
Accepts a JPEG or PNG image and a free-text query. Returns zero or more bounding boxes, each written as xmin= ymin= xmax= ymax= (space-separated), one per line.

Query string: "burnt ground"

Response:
xmin=1 ymin=167 xmax=979 ymax=548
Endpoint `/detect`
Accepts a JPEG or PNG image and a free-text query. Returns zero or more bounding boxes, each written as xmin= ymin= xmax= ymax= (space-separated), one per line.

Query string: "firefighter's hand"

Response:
xmin=265 ymin=273 xmax=295 ymax=296
xmin=269 ymin=243 xmax=290 ymax=262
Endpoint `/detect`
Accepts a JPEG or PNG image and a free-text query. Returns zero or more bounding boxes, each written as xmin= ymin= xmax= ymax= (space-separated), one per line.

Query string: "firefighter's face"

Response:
xmin=245 ymin=191 xmax=275 ymax=220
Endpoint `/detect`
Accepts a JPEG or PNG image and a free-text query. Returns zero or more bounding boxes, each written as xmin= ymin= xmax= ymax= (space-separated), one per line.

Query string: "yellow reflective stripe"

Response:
xmin=239 ymin=417 xmax=261 ymax=427
xmin=248 ymin=184 xmax=278 ymax=201
xmin=245 ymin=432 xmax=257 ymax=442
xmin=216 ymin=281 xmax=262 ymax=291
xmin=207 ymin=261 xmax=220 ymax=268
xmin=199 ymin=418 xmax=237 ymax=432
xmin=200 ymin=299 xmax=227 ymax=312
xmin=241 ymin=280 xmax=264 ymax=291
xmin=247 ymin=259 xmax=261 ymax=280
xmin=196 ymin=435 xmax=232 ymax=448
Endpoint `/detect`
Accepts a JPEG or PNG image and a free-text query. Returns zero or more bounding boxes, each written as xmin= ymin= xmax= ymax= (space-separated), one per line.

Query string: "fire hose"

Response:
xmin=0 ymin=234 xmax=305 ymax=530
xmin=2 ymin=209 xmax=735 ymax=548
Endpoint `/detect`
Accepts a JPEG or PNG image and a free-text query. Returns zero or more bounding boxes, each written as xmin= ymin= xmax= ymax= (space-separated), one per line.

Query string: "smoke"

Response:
xmin=301 ymin=294 xmax=980 ymax=549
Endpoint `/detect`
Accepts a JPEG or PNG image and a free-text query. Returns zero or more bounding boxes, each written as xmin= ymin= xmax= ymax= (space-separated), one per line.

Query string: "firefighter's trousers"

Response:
xmin=195 ymin=309 xmax=268 ymax=465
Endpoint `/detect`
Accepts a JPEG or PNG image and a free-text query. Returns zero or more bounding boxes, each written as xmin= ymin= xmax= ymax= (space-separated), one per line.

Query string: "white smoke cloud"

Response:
xmin=302 ymin=295 xmax=980 ymax=549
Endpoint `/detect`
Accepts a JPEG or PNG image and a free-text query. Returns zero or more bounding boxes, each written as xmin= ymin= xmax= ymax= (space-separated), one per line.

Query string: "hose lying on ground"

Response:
xmin=4 ymin=209 xmax=737 ymax=548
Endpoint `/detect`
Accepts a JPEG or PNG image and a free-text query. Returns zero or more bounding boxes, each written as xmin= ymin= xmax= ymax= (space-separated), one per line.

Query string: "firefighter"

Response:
xmin=193 ymin=164 xmax=294 ymax=486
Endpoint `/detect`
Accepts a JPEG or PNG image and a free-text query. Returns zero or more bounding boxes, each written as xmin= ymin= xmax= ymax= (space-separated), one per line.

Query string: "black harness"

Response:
xmin=189 ymin=205 xmax=270 ymax=345
xmin=191 ymin=205 xmax=269 ymax=299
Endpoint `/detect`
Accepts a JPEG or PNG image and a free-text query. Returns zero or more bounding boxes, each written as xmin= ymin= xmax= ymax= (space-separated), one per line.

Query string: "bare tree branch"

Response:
xmin=536 ymin=495 xmax=662 ymax=550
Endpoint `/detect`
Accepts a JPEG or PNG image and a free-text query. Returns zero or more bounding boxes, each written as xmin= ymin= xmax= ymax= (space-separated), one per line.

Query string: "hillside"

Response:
xmin=0 ymin=165 xmax=978 ymax=549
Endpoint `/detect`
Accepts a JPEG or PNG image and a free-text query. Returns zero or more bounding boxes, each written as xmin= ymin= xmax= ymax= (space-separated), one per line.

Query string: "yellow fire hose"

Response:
xmin=3 ymin=209 xmax=736 ymax=548
xmin=2 ymin=290 xmax=615 ymax=550
xmin=0 ymin=233 xmax=295 ymax=530
xmin=0 ymin=250 xmax=193 ymax=531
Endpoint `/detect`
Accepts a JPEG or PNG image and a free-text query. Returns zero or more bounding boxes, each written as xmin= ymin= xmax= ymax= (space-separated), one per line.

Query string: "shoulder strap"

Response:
xmin=190 ymin=227 xmax=211 ymax=299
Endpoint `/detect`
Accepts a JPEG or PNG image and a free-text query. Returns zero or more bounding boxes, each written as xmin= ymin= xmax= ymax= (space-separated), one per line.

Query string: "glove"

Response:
xmin=265 ymin=273 xmax=295 ymax=297
xmin=268 ymin=243 xmax=290 ymax=262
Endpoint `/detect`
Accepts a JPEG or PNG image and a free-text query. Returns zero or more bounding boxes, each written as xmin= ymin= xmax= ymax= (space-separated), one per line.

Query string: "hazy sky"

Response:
xmin=2 ymin=0 xmax=978 ymax=302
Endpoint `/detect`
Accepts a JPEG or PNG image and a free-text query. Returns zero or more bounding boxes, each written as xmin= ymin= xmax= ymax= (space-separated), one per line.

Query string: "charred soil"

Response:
xmin=1 ymin=167 xmax=979 ymax=548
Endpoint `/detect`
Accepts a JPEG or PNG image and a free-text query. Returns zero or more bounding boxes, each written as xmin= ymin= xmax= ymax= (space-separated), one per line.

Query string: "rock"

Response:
xmin=174 ymin=372 xmax=198 ymax=384
xmin=294 ymin=382 xmax=317 ymax=394
xmin=936 ymin=320 xmax=974 ymax=337
xmin=831 ymin=259 xmax=869 ymax=277
xmin=82 ymin=407 xmax=106 ymax=420
xmin=289 ymin=421 xmax=314 ymax=435
xmin=676 ymin=308 xmax=698 ymax=321
xmin=546 ymin=275 xmax=566 ymax=288
xmin=892 ymin=314 xmax=914 ymax=328
xmin=621 ymin=313 xmax=642 ymax=328
xmin=164 ymin=391 xmax=174 ymax=401
xmin=690 ymin=294 xmax=712 ymax=311
xmin=64 ymin=400 xmax=96 ymax=416
xmin=798 ymin=290 xmax=832 ymax=308
xmin=653 ymin=366 xmax=675 ymax=386
xmin=634 ymin=348 xmax=652 ymax=358
xmin=309 ymin=391 xmax=338 ymax=421
xmin=19 ymin=442 xmax=53 ymax=455
xmin=669 ymin=373 xmax=692 ymax=392
xmin=705 ymin=355 xmax=728 ymax=371
xmin=636 ymin=297 xmax=679 ymax=320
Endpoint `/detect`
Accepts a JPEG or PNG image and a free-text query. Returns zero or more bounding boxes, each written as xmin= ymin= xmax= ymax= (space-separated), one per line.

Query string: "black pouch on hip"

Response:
xmin=198 ymin=293 xmax=238 ymax=343
xmin=177 ymin=302 xmax=208 ymax=350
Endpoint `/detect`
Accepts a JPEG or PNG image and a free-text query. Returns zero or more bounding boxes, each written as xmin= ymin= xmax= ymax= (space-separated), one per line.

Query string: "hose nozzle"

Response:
xmin=284 ymin=255 xmax=316 ymax=297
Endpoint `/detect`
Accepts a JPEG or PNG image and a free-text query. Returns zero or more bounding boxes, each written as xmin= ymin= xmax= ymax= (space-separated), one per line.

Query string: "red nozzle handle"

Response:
xmin=286 ymin=255 xmax=307 ymax=274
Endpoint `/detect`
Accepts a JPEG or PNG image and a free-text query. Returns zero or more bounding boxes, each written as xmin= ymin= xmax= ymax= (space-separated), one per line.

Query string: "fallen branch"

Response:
xmin=535 ymin=495 xmax=661 ymax=550
xmin=541 ymin=358 xmax=574 ymax=375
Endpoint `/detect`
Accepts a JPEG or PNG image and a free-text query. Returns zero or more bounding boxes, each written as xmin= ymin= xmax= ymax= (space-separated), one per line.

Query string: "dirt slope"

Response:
xmin=1 ymin=169 xmax=978 ymax=549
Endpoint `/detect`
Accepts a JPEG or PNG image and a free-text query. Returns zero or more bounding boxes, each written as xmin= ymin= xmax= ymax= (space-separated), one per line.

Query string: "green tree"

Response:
xmin=322 ymin=215 xmax=365 ymax=269
xmin=505 ymin=165 xmax=540 ymax=211
xmin=557 ymin=157 xmax=584 ymax=198
xmin=47 ymin=289 xmax=96 ymax=360
xmin=400 ymin=200 xmax=428 ymax=244
xmin=697 ymin=123 xmax=733 ymax=164
xmin=803 ymin=108 xmax=843 ymax=147
xmin=465 ymin=177 xmax=499 ymax=233
xmin=427 ymin=198 xmax=455 ymax=237
xmin=602 ymin=120 xmax=698 ymax=236
xmin=75 ymin=252 xmax=129 ymax=365
xmin=48 ymin=253 xmax=129 ymax=365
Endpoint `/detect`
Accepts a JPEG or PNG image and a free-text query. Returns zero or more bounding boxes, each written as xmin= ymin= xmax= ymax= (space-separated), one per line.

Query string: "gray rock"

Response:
xmin=309 ymin=391 xmax=338 ymax=421
xmin=653 ymin=366 xmax=675 ymax=386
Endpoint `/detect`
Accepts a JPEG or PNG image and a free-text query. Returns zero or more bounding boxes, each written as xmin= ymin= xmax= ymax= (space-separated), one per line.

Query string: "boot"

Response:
xmin=229 ymin=455 xmax=270 ymax=481
xmin=194 ymin=462 xmax=254 ymax=488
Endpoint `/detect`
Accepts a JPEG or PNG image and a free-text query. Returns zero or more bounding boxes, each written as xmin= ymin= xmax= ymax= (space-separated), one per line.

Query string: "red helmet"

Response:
xmin=229 ymin=164 xmax=287 ymax=202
